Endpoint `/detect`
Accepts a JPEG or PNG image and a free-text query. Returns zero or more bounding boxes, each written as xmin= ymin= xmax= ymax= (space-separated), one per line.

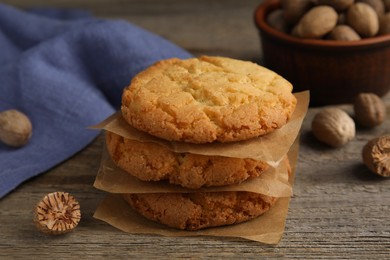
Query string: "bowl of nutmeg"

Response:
xmin=254 ymin=0 xmax=390 ymax=106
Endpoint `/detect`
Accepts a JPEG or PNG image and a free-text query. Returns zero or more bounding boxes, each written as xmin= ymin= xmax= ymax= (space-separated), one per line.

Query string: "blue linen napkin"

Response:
xmin=0 ymin=3 xmax=192 ymax=198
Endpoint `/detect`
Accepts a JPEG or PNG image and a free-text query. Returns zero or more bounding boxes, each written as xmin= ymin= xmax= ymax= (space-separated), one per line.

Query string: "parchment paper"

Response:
xmin=93 ymin=137 xmax=299 ymax=244
xmin=91 ymin=91 xmax=309 ymax=167
xmin=94 ymin=146 xmax=292 ymax=197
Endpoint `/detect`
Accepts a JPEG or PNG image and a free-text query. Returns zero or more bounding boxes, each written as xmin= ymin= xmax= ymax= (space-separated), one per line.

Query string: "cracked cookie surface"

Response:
xmin=121 ymin=56 xmax=297 ymax=143
xmin=123 ymin=191 xmax=277 ymax=230
xmin=106 ymin=131 xmax=269 ymax=189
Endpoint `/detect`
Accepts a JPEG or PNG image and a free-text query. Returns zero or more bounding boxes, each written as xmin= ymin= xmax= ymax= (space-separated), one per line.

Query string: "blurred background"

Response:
xmin=2 ymin=0 xmax=265 ymax=61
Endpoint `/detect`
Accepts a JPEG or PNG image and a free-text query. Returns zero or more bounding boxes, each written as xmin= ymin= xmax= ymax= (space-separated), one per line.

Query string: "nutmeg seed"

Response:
xmin=362 ymin=135 xmax=390 ymax=177
xmin=347 ymin=3 xmax=379 ymax=37
xmin=312 ymin=108 xmax=356 ymax=147
xmin=292 ymin=5 xmax=338 ymax=38
xmin=34 ymin=192 xmax=81 ymax=235
xmin=328 ymin=25 xmax=361 ymax=41
xmin=0 ymin=109 xmax=32 ymax=147
xmin=357 ymin=0 xmax=385 ymax=17
xmin=353 ymin=93 xmax=386 ymax=128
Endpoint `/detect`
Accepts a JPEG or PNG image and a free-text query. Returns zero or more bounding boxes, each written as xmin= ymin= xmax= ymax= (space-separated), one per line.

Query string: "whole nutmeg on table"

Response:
xmin=312 ymin=108 xmax=356 ymax=147
xmin=0 ymin=109 xmax=32 ymax=147
xmin=353 ymin=92 xmax=387 ymax=128
xmin=34 ymin=191 xmax=81 ymax=235
xmin=362 ymin=135 xmax=390 ymax=177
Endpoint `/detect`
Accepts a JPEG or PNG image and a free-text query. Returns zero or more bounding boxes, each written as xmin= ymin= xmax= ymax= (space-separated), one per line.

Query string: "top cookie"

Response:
xmin=121 ymin=56 xmax=297 ymax=143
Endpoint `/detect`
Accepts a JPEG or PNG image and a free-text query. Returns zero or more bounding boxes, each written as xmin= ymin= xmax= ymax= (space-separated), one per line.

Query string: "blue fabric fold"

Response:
xmin=0 ymin=3 xmax=191 ymax=198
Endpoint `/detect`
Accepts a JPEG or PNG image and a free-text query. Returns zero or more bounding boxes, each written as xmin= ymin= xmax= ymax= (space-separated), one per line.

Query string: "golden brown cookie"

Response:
xmin=121 ymin=56 xmax=297 ymax=143
xmin=106 ymin=131 xmax=269 ymax=189
xmin=123 ymin=191 xmax=277 ymax=230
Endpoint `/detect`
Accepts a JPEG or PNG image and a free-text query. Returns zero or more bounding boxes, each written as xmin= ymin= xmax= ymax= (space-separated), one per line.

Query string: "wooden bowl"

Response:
xmin=254 ymin=0 xmax=390 ymax=106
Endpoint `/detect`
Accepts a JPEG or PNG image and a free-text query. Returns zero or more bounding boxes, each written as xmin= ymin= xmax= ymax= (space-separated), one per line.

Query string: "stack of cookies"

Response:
xmin=104 ymin=56 xmax=298 ymax=231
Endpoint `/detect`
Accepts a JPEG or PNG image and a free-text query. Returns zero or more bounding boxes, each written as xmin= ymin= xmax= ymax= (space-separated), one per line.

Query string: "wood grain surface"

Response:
xmin=1 ymin=1 xmax=389 ymax=259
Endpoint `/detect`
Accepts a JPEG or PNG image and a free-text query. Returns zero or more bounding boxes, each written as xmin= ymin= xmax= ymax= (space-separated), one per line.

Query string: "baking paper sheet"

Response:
xmin=91 ymin=91 xmax=309 ymax=167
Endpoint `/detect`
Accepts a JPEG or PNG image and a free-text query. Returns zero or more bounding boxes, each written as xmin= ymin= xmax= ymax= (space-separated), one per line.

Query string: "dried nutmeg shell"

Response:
xmin=0 ymin=109 xmax=32 ymax=147
xmin=353 ymin=93 xmax=386 ymax=128
xmin=312 ymin=108 xmax=355 ymax=147
xmin=292 ymin=6 xmax=338 ymax=39
xmin=34 ymin=192 xmax=81 ymax=235
xmin=362 ymin=135 xmax=390 ymax=177
xmin=357 ymin=0 xmax=385 ymax=17
xmin=328 ymin=25 xmax=361 ymax=41
xmin=347 ymin=3 xmax=379 ymax=38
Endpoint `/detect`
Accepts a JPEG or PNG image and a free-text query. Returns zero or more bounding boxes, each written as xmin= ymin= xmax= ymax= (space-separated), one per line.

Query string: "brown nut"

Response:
xmin=0 ymin=109 xmax=32 ymax=147
xmin=353 ymin=93 xmax=387 ymax=128
xmin=267 ymin=9 xmax=289 ymax=33
xmin=312 ymin=108 xmax=356 ymax=147
xmin=281 ymin=0 xmax=313 ymax=25
xmin=328 ymin=25 xmax=361 ymax=41
xmin=379 ymin=13 xmax=390 ymax=35
xmin=292 ymin=6 xmax=338 ymax=38
xmin=34 ymin=192 xmax=81 ymax=235
xmin=362 ymin=135 xmax=390 ymax=177
xmin=316 ymin=0 xmax=355 ymax=11
xmin=347 ymin=3 xmax=379 ymax=37
xmin=357 ymin=0 xmax=385 ymax=16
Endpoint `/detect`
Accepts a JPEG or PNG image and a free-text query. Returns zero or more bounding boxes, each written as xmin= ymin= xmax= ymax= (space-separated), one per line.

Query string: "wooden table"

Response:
xmin=1 ymin=0 xmax=389 ymax=258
